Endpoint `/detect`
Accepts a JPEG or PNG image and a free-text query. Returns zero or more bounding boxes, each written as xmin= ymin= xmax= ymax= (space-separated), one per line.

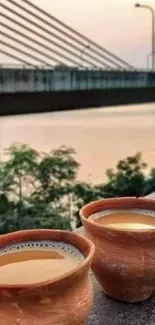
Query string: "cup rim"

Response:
xmin=80 ymin=197 xmax=155 ymax=233
xmin=0 ymin=229 xmax=95 ymax=289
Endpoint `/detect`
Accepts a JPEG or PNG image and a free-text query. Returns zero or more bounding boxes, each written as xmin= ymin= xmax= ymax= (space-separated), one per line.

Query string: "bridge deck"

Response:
xmin=0 ymin=68 xmax=155 ymax=94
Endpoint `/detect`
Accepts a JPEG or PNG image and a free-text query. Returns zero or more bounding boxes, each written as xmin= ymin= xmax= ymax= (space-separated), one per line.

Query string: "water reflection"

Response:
xmin=0 ymin=103 xmax=154 ymax=183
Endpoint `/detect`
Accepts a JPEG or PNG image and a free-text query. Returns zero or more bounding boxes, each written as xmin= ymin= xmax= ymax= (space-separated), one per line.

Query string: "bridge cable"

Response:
xmin=21 ymin=0 xmax=134 ymax=69
xmin=3 ymin=0 xmax=125 ymax=69
xmin=1 ymin=23 xmax=84 ymax=67
xmin=0 ymin=12 xmax=100 ymax=68
xmin=1 ymin=2 xmax=111 ymax=68
xmin=1 ymin=31 xmax=68 ymax=66
xmin=0 ymin=49 xmax=35 ymax=67
xmin=1 ymin=40 xmax=54 ymax=67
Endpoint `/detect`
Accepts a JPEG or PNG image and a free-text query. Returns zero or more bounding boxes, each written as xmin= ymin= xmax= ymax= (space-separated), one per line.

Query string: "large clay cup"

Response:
xmin=0 ymin=229 xmax=95 ymax=325
xmin=80 ymin=197 xmax=155 ymax=303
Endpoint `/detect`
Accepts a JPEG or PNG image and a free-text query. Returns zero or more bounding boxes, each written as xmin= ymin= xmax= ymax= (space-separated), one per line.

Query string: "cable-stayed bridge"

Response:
xmin=0 ymin=0 xmax=155 ymax=116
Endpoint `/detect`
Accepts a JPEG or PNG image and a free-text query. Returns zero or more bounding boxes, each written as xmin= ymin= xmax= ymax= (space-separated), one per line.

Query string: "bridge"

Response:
xmin=0 ymin=0 xmax=155 ymax=115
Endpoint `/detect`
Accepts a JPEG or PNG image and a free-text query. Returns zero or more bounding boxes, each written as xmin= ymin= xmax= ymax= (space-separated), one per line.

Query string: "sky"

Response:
xmin=1 ymin=0 xmax=155 ymax=68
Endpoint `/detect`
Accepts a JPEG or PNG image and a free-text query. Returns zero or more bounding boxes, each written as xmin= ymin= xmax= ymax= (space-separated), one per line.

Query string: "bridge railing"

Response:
xmin=0 ymin=68 xmax=155 ymax=93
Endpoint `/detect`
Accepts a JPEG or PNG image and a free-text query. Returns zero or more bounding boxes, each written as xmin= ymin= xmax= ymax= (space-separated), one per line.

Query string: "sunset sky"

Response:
xmin=1 ymin=0 xmax=155 ymax=68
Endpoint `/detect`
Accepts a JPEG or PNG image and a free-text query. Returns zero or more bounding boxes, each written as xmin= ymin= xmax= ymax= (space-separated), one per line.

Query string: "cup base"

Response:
xmin=102 ymin=289 xmax=153 ymax=303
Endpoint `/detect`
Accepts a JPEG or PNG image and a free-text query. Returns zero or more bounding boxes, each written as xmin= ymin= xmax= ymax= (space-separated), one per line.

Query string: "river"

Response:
xmin=0 ymin=103 xmax=154 ymax=184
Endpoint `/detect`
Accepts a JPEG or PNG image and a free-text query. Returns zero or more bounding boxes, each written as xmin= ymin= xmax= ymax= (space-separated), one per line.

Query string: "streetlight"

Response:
xmin=147 ymin=51 xmax=155 ymax=69
xmin=135 ymin=3 xmax=155 ymax=70
xmin=80 ymin=44 xmax=90 ymax=67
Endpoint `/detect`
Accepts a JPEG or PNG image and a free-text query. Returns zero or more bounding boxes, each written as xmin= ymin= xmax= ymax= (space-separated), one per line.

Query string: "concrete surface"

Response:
xmin=86 ymin=292 xmax=155 ymax=325
xmin=76 ymin=193 xmax=155 ymax=325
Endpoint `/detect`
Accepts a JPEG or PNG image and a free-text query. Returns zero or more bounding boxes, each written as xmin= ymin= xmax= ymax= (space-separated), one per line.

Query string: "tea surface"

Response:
xmin=90 ymin=210 xmax=155 ymax=230
xmin=0 ymin=241 xmax=83 ymax=285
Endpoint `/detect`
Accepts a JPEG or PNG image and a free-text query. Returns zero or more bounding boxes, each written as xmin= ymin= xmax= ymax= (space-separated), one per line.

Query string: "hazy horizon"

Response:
xmin=1 ymin=0 xmax=155 ymax=68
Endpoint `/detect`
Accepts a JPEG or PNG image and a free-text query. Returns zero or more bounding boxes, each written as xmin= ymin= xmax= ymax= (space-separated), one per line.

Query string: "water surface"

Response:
xmin=0 ymin=103 xmax=154 ymax=183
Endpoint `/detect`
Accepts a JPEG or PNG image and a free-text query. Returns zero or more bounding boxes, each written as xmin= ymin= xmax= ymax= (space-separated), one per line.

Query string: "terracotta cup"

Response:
xmin=80 ymin=197 xmax=155 ymax=303
xmin=0 ymin=229 xmax=95 ymax=325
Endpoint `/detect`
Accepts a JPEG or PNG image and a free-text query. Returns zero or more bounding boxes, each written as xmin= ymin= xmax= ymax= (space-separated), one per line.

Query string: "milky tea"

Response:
xmin=0 ymin=241 xmax=84 ymax=285
xmin=89 ymin=209 xmax=155 ymax=230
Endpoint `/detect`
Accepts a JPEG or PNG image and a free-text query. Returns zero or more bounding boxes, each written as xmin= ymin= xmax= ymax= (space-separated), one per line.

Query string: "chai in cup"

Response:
xmin=90 ymin=209 xmax=155 ymax=230
xmin=80 ymin=197 xmax=155 ymax=303
xmin=0 ymin=240 xmax=84 ymax=285
xmin=0 ymin=229 xmax=94 ymax=325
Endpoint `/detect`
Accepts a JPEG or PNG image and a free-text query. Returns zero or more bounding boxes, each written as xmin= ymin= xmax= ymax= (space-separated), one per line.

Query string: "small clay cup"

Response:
xmin=0 ymin=229 xmax=95 ymax=325
xmin=80 ymin=197 xmax=155 ymax=303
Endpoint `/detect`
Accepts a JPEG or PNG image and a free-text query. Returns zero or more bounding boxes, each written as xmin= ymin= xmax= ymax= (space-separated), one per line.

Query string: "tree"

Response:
xmin=144 ymin=168 xmax=155 ymax=195
xmin=33 ymin=146 xmax=79 ymax=204
xmin=103 ymin=153 xmax=147 ymax=198
xmin=3 ymin=143 xmax=39 ymax=202
xmin=0 ymin=204 xmax=72 ymax=235
xmin=0 ymin=144 xmax=78 ymax=233
xmin=31 ymin=146 xmax=79 ymax=227
xmin=73 ymin=182 xmax=104 ymax=227
xmin=0 ymin=144 xmax=154 ymax=234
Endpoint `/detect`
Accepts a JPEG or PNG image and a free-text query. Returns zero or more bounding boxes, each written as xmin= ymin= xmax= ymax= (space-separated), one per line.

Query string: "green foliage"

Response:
xmin=73 ymin=182 xmax=104 ymax=227
xmin=33 ymin=147 xmax=79 ymax=205
xmin=3 ymin=144 xmax=39 ymax=200
xmin=103 ymin=153 xmax=147 ymax=198
xmin=0 ymin=143 xmax=155 ymax=234
xmin=0 ymin=144 xmax=77 ymax=233
xmin=144 ymin=168 xmax=155 ymax=195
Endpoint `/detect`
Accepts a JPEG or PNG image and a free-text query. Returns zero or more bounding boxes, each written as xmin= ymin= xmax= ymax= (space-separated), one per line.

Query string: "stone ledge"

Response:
xmin=86 ymin=291 xmax=155 ymax=325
